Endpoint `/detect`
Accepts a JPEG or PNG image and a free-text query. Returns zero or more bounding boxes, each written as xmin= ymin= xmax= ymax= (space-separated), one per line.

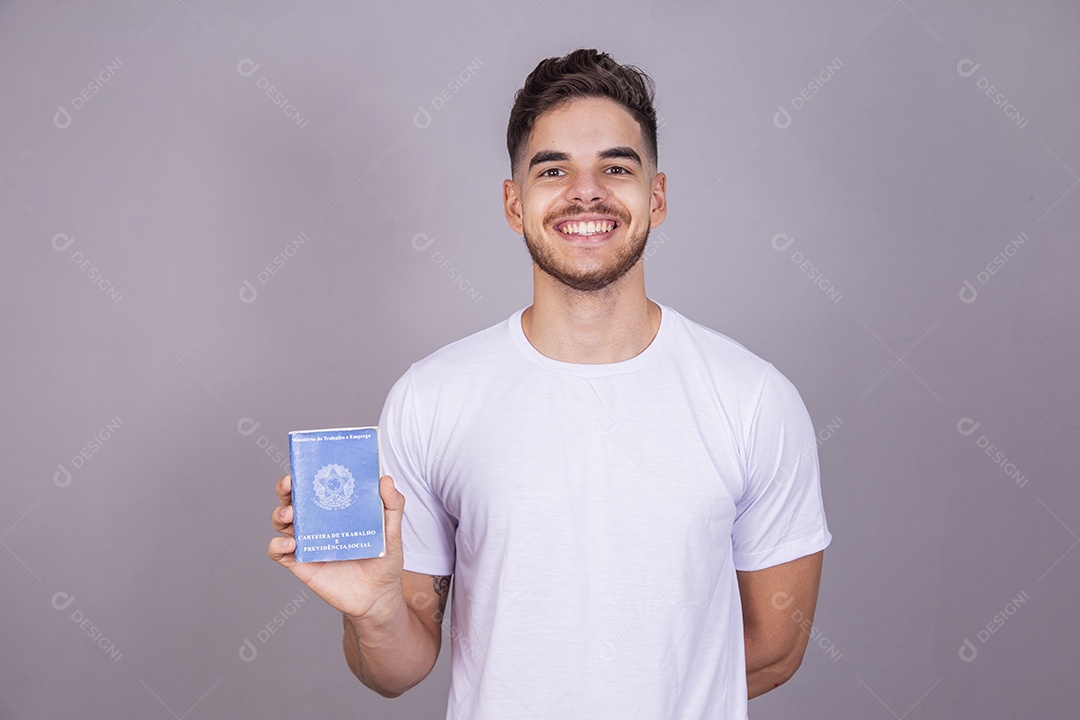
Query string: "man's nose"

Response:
xmin=565 ymin=169 xmax=607 ymax=204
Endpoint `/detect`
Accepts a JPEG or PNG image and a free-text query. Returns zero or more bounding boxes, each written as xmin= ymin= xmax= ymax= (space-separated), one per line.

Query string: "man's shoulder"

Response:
xmin=408 ymin=311 xmax=516 ymax=380
xmin=664 ymin=304 xmax=772 ymax=380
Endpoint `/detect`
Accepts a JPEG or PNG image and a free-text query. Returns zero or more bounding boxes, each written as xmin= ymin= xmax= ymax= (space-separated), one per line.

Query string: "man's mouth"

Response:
xmin=554 ymin=217 xmax=621 ymax=239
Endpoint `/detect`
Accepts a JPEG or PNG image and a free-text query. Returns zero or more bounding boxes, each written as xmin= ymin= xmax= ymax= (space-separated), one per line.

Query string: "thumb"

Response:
xmin=380 ymin=474 xmax=405 ymax=562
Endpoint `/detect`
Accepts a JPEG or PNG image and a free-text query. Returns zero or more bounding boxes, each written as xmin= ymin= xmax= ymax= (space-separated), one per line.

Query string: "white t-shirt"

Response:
xmin=378 ymin=300 xmax=832 ymax=720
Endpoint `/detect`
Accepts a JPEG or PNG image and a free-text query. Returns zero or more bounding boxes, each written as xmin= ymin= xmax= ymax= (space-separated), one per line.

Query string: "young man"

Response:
xmin=270 ymin=48 xmax=832 ymax=718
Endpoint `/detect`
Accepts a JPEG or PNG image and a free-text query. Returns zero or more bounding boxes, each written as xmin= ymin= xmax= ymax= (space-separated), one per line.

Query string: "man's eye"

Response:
xmin=606 ymin=166 xmax=628 ymax=174
xmin=540 ymin=168 xmax=563 ymax=177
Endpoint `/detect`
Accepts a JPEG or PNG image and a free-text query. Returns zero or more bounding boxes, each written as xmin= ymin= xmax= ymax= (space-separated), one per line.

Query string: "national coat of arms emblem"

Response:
xmin=312 ymin=463 xmax=356 ymax=510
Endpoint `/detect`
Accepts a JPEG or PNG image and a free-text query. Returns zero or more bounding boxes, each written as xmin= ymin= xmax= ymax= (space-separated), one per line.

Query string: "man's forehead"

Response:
xmin=526 ymin=97 xmax=644 ymax=155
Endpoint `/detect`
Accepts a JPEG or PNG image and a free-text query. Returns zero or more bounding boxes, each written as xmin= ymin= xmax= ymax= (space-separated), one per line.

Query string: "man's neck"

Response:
xmin=520 ymin=268 xmax=661 ymax=364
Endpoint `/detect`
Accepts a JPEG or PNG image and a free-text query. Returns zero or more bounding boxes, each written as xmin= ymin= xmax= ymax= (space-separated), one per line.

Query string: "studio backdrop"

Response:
xmin=2 ymin=1 xmax=1077 ymax=718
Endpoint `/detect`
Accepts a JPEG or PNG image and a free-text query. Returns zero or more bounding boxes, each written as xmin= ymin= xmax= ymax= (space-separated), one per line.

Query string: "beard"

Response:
xmin=522 ymin=213 xmax=650 ymax=293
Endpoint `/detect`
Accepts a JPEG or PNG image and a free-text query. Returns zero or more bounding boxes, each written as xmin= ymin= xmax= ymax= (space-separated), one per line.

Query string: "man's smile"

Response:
xmin=551 ymin=212 xmax=626 ymax=242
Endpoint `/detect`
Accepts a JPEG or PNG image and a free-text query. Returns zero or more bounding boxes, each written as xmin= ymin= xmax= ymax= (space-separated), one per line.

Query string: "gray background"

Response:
xmin=2 ymin=0 xmax=1077 ymax=717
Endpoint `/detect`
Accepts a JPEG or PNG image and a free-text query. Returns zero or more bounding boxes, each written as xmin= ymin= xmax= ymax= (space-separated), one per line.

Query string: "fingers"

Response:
xmin=268 ymin=535 xmax=297 ymax=568
xmin=275 ymin=474 xmax=292 ymax=506
xmin=271 ymin=503 xmax=294 ymax=537
xmin=380 ymin=474 xmax=405 ymax=512
xmin=272 ymin=475 xmax=294 ymax=537
xmin=380 ymin=475 xmax=405 ymax=561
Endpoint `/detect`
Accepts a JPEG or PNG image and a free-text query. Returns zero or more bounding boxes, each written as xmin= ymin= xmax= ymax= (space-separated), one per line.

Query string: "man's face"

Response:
xmin=503 ymin=96 xmax=666 ymax=292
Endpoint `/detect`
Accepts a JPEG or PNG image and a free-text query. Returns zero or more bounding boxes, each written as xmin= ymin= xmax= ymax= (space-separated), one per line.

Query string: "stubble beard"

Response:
xmin=522 ymin=220 xmax=650 ymax=293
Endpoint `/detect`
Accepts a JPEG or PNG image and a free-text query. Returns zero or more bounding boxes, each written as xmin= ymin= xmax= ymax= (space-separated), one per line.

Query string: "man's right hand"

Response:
xmin=268 ymin=473 xmax=406 ymax=621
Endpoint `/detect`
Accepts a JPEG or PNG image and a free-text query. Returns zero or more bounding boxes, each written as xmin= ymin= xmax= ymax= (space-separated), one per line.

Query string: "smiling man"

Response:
xmin=270 ymin=48 xmax=831 ymax=720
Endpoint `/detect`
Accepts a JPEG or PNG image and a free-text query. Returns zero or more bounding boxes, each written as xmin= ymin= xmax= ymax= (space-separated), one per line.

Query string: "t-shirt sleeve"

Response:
xmin=378 ymin=366 xmax=457 ymax=577
xmin=731 ymin=362 xmax=832 ymax=572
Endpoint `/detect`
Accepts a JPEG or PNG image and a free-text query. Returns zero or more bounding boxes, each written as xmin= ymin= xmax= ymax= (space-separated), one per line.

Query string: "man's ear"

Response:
xmin=649 ymin=171 xmax=667 ymax=228
xmin=503 ymin=178 xmax=524 ymax=234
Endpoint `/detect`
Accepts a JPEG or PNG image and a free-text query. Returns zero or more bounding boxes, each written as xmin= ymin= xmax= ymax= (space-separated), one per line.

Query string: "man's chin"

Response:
xmin=523 ymin=225 xmax=649 ymax=293
xmin=530 ymin=253 xmax=644 ymax=293
xmin=543 ymin=271 xmax=624 ymax=293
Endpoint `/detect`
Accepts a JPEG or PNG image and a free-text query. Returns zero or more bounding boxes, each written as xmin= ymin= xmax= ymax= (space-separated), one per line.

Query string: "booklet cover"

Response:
xmin=288 ymin=426 xmax=385 ymax=562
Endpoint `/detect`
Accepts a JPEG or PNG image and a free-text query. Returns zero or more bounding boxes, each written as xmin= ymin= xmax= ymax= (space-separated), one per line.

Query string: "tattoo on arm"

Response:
xmin=432 ymin=575 xmax=451 ymax=622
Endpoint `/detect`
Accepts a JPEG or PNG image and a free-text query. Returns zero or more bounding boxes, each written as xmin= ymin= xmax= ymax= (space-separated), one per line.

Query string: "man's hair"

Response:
xmin=506 ymin=48 xmax=659 ymax=179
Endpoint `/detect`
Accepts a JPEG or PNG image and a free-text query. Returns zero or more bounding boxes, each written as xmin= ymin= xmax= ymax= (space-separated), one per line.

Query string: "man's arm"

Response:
xmin=737 ymin=550 xmax=824 ymax=698
xmin=342 ymin=570 xmax=451 ymax=698
xmin=269 ymin=472 xmax=451 ymax=699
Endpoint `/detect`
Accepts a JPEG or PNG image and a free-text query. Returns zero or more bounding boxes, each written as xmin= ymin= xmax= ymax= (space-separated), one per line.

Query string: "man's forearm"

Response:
xmin=745 ymin=630 xmax=800 ymax=699
xmin=746 ymin=658 xmax=798 ymax=698
xmin=342 ymin=591 xmax=439 ymax=698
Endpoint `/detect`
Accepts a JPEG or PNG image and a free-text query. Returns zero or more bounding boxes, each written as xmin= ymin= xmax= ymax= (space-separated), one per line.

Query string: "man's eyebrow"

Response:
xmin=597 ymin=146 xmax=642 ymax=166
xmin=528 ymin=150 xmax=570 ymax=170
xmin=527 ymin=146 xmax=643 ymax=171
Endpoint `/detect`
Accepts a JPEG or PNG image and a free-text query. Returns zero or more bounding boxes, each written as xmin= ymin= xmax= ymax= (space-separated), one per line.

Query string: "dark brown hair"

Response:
xmin=506 ymin=48 xmax=659 ymax=178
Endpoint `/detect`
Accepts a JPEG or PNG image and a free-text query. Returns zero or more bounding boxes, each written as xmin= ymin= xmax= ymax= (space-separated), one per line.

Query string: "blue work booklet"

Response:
xmin=288 ymin=426 xmax=385 ymax=562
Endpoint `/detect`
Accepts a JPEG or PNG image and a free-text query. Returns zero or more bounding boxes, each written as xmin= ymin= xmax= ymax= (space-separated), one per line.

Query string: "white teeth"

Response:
xmin=560 ymin=220 xmax=615 ymax=236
